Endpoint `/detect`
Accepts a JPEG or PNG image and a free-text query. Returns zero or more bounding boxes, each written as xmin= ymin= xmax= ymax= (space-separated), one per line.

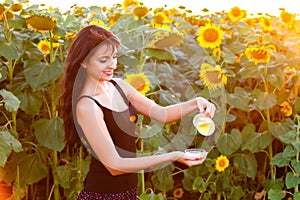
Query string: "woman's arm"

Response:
xmin=114 ymin=78 xmax=216 ymax=123
xmin=76 ymin=97 xmax=206 ymax=176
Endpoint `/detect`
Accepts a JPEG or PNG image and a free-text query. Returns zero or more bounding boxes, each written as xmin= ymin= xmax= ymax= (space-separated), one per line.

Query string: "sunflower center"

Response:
xmin=218 ymin=159 xmax=226 ymax=167
xmin=232 ymin=8 xmax=241 ymax=17
xmin=203 ymin=28 xmax=219 ymax=42
xmin=251 ymin=50 xmax=268 ymax=59
xmin=206 ymin=70 xmax=222 ymax=84
xmin=131 ymin=77 xmax=146 ymax=91
xmin=282 ymin=13 xmax=292 ymax=23
xmin=41 ymin=44 xmax=49 ymax=52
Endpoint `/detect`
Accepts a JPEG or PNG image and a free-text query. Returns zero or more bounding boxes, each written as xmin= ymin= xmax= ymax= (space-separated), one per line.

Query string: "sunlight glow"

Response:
xmin=25 ymin=0 xmax=300 ymax=16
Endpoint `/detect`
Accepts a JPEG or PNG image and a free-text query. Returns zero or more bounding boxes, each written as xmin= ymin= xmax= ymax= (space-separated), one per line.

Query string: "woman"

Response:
xmin=60 ymin=25 xmax=216 ymax=199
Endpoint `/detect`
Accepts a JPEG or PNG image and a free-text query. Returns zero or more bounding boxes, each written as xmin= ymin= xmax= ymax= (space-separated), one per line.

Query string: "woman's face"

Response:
xmin=82 ymin=44 xmax=117 ymax=82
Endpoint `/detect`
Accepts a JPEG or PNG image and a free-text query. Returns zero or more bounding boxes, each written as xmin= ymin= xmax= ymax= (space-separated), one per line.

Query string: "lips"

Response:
xmin=103 ymin=71 xmax=113 ymax=76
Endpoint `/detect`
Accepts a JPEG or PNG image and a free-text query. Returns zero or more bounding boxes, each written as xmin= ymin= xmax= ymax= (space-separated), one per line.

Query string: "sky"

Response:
xmin=12 ymin=0 xmax=300 ymax=16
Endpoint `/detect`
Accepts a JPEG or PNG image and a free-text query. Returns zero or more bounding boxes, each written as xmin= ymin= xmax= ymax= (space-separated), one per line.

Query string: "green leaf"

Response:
xmin=267 ymin=189 xmax=285 ymax=200
xmin=0 ymin=39 xmax=22 ymax=59
xmin=151 ymin=173 xmax=174 ymax=192
xmin=222 ymin=49 xmax=238 ymax=64
xmin=55 ymin=165 xmax=71 ymax=188
xmin=19 ymin=153 xmax=48 ymax=187
xmin=294 ymin=192 xmax=300 ymax=200
xmin=139 ymin=190 xmax=164 ymax=200
xmin=217 ymin=129 xmax=242 ymax=155
xmin=271 ymin=146 xmax=297 ymax=167
xmin=291 ymin=160 xmax=300 ymax=174
xmin=263 ymin=178 xmax=284 ymax=191
xmin=233 ymin=153 xmax=257 ymax=179
xmin=269 ymin=122 xmax=291 ymax=142
xmin=226 ymin=87 xmax=250 ymax=111
xmin=24 ymin=60 xmax=64 ymax=91
xmin=117 ymin=55 xmax=139 ymax=68
xmin=252 ymin=89 xmax=277 ymax=110
xmin=231 ymin=186 xmax=245 ymax=200
xmin=17 ymin=91 xmax=43 ymax=115
xmin=7 ymin=16 xmax=27 ymax=29
xmin=241 ymin=132 xmax=272 ymax=153
xmin=285 ymin=172 xmax=300 ymax=189
xmin=145 ymin=48 xmax=175 ymax=61
xmin=33 ymin=117 xmax=65 ymax=151
xmin=266 ymin=69 xmax=285 ymax=90
xmin=0 ymin=130 xmax=23 ymax=167
xmin=0 ymin=89 xmax=20 ymax=112
xmin=192 ymin=176 xmax=206 ymax=192
xmin=294 ymin=99 xmax=300 ymax=114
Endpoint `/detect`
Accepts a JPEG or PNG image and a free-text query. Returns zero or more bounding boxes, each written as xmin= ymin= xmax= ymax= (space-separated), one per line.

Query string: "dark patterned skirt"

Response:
xmin=76 ymin=185 xmax=138 ymax=200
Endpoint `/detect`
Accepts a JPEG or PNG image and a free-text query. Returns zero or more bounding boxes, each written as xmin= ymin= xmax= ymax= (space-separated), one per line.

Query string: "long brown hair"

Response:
xmin=59 ymin=25 xmax=120 ymax=145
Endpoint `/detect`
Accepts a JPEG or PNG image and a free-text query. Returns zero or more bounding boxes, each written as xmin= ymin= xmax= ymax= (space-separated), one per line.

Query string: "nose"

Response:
xmin=108 ymin=58 xmax=117 ymax=69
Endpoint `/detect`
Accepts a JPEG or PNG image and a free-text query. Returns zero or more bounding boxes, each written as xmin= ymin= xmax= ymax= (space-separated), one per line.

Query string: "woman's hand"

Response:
xmin=173 ymin=151 xmax=208 ymax=167
xmin=196 ymin=97 xmax=216 ymax=118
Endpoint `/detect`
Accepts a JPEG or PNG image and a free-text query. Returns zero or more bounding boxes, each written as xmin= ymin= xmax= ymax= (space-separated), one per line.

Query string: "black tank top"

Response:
xmin=75 ymin=80 xmax=138 ymax=193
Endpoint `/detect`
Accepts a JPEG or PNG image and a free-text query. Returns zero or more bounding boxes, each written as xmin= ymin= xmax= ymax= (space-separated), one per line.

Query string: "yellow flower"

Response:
xmin=89 ymin=20 xmax=109 ymax=30
xmin=260 ymin=17 xmax=272 ymax=32
xmin=280 ymin=101 xmax=293 ymax=117
xmin=196 ymin=23 xmax=224 ymax=49
xmin=108 ymin=13 xmax=121 ymax=26
xmin=280 ymin=11 xmax=295 ymax=26
xmin=213 ymin=47 xmax=221 ymax=61
xmin=133 ymin=6 xmax=149 ymax=18
xmin=245 ymin=46 xmax=270 ymax=65
xmin=10 ymin=4 xmax=23 ymax=12
xmin=151 ymin=12 xmax=172 ymax=26
xmin=65 ymin=32 xmax=76 ymax=40
xmin=125 ymin=72 xmax=151 ymax=95
xmin=199 ymin=63 xmax=227 ymax=90
xmin=215 ymin=155 xmax=229 ymax=172
xmin=153 ymin=23 xmax=172 ymax=32
xmin=173 ymin=187 xmax=184 ymax=198
xmin=123 ymin=0 xmax=139 ymax=10
xmin=151 ymin=33 xmax=183 ymax=50
xmin=228 ymin=6 xmax=246 ymax=22
xmin=27 ymin=15 xmax=56 ymax=31
xmin=37 ymin=40 xmax=50 ymax=55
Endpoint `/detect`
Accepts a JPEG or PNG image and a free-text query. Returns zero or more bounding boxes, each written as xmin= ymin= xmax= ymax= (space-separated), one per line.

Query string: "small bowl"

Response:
xmin=193 ymin=114 xmax=215 ymax=136
xmin=184 ymin=148 xmax=207 ymax=160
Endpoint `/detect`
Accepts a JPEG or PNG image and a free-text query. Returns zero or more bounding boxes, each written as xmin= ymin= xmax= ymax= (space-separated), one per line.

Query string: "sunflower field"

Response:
xmin=0 ymin=0 xmax=300 ymax=199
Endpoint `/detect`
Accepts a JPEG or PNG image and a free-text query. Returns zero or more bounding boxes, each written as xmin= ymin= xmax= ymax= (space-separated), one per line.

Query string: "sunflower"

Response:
xmin=215 ymin=155 xmax=229 ymax=172
xmin=151 ymin=33 xmax=183 ymax=50
xmin=213 ymin=47 xmax=221 ymax=61
xmin=38 ymin=40 xmax=50 ymax=55
xmin=123 ymin=0 xmax=139 ymax=10
xmin=280 ymin=101 xmax=293 ymax=117
xmin=151 ymin=12 xmax=172 ymax=26
xmin=125 ymin=72 xmax=151 ymax=95
xmin=153 ymin=23 xmax=172 ymax=32
xmin=196 ymin=23 xmax=224 ymax=49
xmin=280 ymin=11 xmax=295 ymax=26
xmin=173 ymin=187 xmax=184 ymax=198
xmin=228 ymin=6 xmax=246 ymax=22
xmin=27 ymin=15 xmax=56 ymax=31
xmin=108 ymin=13 xmax=121 ymax=26
xmin=260 ymin=17 xmax=272 ymax=32
xmin=245 ymin=46 xmax=270 ymax=65
xmin=133 ymin=6 xmax=149 ymax=18
xmin=199 ymin=63 xmax=227 ymax=90
xmin=10 ymin=4 xmax=22 ymax=12
xmin=89 ymin=20 xmax=109 ymax=30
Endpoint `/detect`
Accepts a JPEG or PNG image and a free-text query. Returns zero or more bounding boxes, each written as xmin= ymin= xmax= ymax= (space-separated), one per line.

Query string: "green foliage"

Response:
xmin=0 ymin=0 xmax=299 ymax=199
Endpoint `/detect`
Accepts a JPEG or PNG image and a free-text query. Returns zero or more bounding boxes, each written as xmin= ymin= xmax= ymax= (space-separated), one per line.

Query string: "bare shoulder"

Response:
xmin=76 ymin=96 xmax=103 ymax=117
xmin=112 ymin=78 xmax=136 ymax=97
